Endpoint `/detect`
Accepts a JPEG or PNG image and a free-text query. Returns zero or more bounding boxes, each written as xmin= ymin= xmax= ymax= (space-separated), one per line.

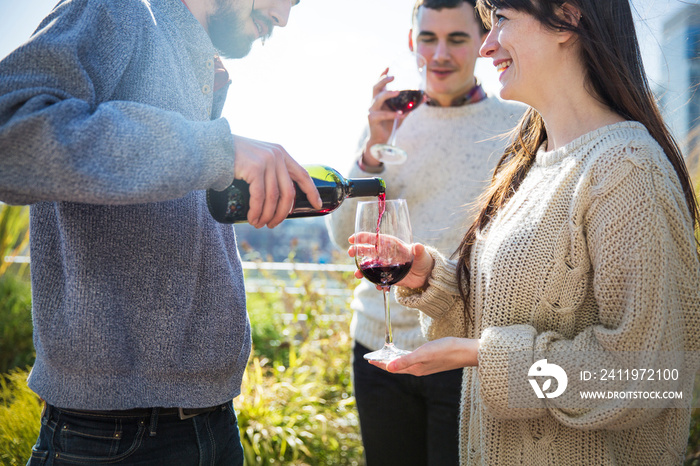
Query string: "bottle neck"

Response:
xmin=346 ymin=177 xmax=385 ymax=198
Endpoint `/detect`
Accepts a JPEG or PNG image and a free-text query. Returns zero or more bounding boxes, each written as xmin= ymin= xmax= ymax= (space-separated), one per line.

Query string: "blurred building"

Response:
xmin=659 ymin=3 xmax=700 ymax=170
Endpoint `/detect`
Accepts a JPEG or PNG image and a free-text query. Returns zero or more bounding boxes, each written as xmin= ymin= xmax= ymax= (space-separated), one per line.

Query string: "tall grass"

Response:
xmin=0 ymin=204 xmax=30 ymax=277
xmin=0 ymin=370 xmax=41 ymax=466
xmin=0 ymin=274 xmax=34 ymax=375
xmin=239 ymin=263 xmax=362 ymax=464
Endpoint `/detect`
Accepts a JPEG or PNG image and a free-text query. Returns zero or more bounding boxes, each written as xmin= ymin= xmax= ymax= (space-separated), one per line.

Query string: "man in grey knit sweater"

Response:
xmin=0 ymin=0 xmax=319 ymax=464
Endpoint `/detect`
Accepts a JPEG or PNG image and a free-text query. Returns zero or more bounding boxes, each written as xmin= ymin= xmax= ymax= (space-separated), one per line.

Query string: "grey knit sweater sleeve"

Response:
xmin=0 ymin=0 xmax=236 ymax=206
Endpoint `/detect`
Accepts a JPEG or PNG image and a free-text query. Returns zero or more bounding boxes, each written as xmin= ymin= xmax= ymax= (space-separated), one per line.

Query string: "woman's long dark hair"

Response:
xmin=456 ymin=0 xmax=700 ymax=318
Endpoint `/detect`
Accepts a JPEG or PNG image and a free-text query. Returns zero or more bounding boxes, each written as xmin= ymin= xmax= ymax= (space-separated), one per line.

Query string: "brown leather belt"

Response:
xmin=48 ymin=403 xmax=227 ymax=421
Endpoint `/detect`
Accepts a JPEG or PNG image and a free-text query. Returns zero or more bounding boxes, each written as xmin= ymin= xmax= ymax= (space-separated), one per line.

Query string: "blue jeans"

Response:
xmin=353 ymin=342 xmax=462 ymax=466
xmin=27 ymin=402 xmax=244 ymax=465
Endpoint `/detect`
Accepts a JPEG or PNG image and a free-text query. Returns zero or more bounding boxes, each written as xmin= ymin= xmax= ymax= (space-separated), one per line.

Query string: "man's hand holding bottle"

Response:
xmin=232 ymin=135 xmax=322 ymax=229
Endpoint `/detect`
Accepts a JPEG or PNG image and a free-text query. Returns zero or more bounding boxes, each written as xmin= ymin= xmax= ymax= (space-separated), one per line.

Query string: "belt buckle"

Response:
xmin=178 ymin=407 xmax=199 ymax=420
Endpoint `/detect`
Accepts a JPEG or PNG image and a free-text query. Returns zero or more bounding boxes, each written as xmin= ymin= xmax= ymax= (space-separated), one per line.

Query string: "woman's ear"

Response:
xmin=554 ymin=2 xmax=582 ymax=44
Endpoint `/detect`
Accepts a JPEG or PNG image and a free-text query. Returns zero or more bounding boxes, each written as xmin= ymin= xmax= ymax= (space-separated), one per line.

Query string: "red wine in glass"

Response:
xmin=384 ymin=90 xmax=424 ymax=114
xmin=357 ymin=260 xmax=414 ymax=286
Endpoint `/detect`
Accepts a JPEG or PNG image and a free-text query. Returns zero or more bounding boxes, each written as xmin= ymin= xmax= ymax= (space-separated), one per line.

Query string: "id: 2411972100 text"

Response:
xmin=580 ymin=368 xmax=679 ymax=381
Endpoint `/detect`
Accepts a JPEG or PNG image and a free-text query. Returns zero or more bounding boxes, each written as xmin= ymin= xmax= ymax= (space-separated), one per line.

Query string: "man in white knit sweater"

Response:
xmin=326 ymin=0 xmax=523 ymax=464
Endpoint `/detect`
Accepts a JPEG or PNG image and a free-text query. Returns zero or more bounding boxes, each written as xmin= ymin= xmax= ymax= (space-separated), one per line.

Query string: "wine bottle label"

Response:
xmin=207 ymin=181 xmax=249 ymax=223
xmin=223 ymin=184 xmax=246 ymax=220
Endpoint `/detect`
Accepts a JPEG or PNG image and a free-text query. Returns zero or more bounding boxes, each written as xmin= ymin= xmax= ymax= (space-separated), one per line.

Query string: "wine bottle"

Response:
xmin=207 ymin=165 xmax=386 ymax=224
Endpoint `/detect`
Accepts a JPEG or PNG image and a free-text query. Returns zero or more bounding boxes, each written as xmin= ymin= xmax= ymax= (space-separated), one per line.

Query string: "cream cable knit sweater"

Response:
xmin=326 ymin=97 xmax=524 ymax=352
xmin=396 ymin=122 xmax=700 ymax=465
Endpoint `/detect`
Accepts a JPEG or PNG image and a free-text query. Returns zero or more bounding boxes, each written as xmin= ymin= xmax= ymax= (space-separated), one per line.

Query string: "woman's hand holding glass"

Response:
xmin=348 ymin=236 xmax=434 ymax=291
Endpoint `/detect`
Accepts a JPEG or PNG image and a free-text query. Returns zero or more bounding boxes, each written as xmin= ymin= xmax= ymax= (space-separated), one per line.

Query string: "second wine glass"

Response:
xmin=354 ymin=199 xmax=414 ymax=362
xmin=369 ymin=54 xmax=427 ymax=165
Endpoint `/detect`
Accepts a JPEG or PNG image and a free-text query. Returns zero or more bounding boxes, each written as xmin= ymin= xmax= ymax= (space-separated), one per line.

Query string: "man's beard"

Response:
xmin=208 ymin=1 xmax=271 ymax=59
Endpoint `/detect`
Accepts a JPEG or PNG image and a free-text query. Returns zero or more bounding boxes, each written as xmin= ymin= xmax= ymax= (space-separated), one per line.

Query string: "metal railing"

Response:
xmin=241 ymin=261 xmax=355 ymax=296
xmin=3 ymin=255 xmax=30 ymax=264
xmin=3 ymin=256 xmax=357 ymax=296
xmin=241 ymin=261 xmax=355 ymax=272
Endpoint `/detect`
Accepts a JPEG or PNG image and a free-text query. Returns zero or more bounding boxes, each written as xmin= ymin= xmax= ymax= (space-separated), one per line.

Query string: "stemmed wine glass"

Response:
xmin=354 ymin=199 xmax=414 ymax=361
xmin=369 ymin=53 xmax=427 ymax=165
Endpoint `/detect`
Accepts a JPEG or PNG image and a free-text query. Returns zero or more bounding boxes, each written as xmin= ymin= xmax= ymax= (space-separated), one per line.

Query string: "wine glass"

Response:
xmin=369 ymin=53 xmax=427 ymax=165
xmin=354 ymin=199 xmax=414 ymax=361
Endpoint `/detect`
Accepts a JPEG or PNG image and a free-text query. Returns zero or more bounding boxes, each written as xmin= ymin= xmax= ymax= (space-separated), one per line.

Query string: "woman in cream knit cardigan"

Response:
xmin=349 ymin=0 xmax=700 ymax=464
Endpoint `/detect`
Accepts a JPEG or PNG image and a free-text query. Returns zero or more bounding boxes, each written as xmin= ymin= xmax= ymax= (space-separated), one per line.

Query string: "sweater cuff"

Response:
xmin=203 ymin=119 xmax=237 ymax=191
xmin=356 ymin=151 xmax=385 ymax=174
xmin=395 ymin=246 xmax=461 ymax=321
xmin=477 ymin=324 xmax=547 ymax=419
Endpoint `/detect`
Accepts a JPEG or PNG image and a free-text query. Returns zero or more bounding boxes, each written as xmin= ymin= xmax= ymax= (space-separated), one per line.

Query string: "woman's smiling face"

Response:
xmin=479 ymin=7 xmax=564 ymax=107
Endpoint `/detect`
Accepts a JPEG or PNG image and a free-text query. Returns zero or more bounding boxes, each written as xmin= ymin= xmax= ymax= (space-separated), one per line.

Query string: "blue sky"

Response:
xmin=0 ymin=0 xmax=692 ymax=169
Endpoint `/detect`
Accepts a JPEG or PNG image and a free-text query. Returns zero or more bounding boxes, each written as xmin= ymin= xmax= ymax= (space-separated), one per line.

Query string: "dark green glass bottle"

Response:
xmin=207 ymin=165 xmax=386 ymax=224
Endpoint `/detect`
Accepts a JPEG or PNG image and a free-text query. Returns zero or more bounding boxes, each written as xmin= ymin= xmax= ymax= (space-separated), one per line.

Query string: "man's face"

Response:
xmin=412 ymin=3 xmax=486 ymax=105
xmin=208 ymin=0 xmax=296 ymax=59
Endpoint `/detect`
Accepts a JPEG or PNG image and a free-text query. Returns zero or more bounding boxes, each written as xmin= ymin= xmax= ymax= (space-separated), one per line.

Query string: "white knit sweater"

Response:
xmin=326 ymin=96 xmax=524 ymax=351
xmin=396 ymin=121 xmax=700 ymax=465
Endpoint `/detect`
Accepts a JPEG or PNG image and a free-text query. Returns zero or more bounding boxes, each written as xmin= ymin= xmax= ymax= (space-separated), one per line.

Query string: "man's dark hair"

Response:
xmin=412 ymin=0 xmax=487 ymax=34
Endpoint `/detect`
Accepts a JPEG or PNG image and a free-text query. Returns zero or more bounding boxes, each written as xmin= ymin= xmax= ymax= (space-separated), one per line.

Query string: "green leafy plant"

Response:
xmin=0 ymin=369 xmax=41 ymax=466
xmin=239 ymin=264 xmax=362 ymax=465
xmin=0 ymin=204 xmax=30 ymax=277
xmin=0 ymin=273 xmax=34 ymax=375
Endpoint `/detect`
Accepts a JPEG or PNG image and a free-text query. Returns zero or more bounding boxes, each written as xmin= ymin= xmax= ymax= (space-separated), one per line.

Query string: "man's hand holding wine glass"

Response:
xmin=363 ymin=54 xmax=427 ymax=165
xmin=363 ymin=70 xmax=407 ymax=167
